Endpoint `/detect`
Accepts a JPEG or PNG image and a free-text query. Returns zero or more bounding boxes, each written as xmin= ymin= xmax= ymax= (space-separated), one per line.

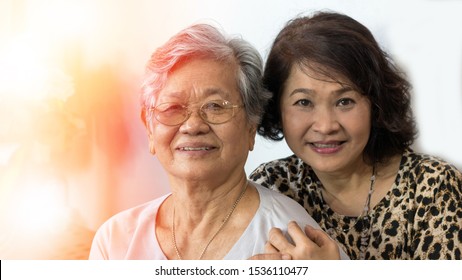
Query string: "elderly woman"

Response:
xmin=89 ymin=23 xmax=348 ymax=260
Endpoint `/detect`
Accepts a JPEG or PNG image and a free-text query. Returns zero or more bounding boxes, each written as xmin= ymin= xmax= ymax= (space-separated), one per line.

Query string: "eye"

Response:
xmin=156 ymin=103 xmax=185 ymax=114
xmin=293 ymin=99 xmax=312 ymax=107
xmin=337 ymin=98 xmax=355 ymax=107
xmin=202 ymin=100 xmax=228 ymax=112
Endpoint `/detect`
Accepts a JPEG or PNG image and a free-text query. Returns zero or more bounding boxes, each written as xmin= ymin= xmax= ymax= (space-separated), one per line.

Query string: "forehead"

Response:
xmin=288 ymin=63 xmax=353 ymax=86
xmin=159 ymin=58 xmax=239 ymax=99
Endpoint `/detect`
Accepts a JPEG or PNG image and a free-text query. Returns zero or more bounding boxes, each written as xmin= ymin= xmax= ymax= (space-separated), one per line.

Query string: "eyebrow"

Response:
xmin=289 ymin=86 xmax=354 ymax=97
xmin=159 ymin=87 xmax=231 ymax=101
xmin=203 ymin=87 xmax=231 ymax=98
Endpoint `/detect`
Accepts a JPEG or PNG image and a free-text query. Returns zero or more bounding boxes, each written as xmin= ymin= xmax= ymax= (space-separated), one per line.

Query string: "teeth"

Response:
xmin=180 ymin=147 xmax=211 ymax=151
xmin=313 ymin=143 xmax=339 ymax=148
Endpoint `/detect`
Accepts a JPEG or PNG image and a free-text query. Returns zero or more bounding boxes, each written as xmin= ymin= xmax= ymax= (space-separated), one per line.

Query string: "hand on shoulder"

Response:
xmin=267 ymin=221 xmax=341 ymax=260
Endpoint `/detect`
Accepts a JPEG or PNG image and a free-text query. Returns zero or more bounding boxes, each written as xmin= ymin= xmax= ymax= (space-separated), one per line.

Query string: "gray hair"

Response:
xmin=140 ymin=23 xmax=271 ymax=126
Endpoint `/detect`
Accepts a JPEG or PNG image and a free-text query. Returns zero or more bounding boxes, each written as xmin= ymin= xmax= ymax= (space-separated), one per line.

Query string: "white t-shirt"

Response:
xmin=89 ymin=182 xmax=349 ymax=259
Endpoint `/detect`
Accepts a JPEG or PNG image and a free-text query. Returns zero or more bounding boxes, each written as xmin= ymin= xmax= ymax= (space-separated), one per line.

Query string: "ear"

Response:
xmin=141 ymin=108 xmax=148 ymax=128
xmin=148 ymin=133 xmax=156 ymax=155
xmin=248 ymin=124 xmax=257 ymax=151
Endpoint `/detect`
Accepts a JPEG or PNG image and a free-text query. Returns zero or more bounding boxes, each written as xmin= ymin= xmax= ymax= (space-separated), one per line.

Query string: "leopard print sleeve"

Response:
xmin=410 ymin=159 xmax=462 ymax=259
xmin=249 ymin=155 xmax=308 ymax=201
xmin=249 ymin=162 xmax=276 ymax=189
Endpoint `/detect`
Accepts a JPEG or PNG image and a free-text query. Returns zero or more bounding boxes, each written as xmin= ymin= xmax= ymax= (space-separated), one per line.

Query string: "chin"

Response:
xmin=308 ymin=160 xmax=345 ymax=174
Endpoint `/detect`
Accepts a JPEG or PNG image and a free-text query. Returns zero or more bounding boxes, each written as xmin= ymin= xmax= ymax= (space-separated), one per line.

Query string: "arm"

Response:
xmin=411 ymin=165 xmax=462 ymax=259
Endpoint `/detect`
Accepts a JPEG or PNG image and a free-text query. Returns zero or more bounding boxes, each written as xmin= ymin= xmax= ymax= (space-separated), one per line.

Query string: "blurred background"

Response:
xmin=0 ymin=0 xmax=461 ymax=259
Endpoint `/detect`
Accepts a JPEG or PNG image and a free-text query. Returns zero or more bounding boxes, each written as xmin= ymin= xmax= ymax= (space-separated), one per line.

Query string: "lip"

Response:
xmin=176 ymin=142 xmax=218 ymax=153
xmin=308 ymin=141 xmax=345 ymax=154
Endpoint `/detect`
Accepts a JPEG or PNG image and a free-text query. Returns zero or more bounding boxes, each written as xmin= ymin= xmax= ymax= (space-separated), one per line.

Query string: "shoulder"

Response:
xmin=94 ymin=194 xmax=169 ymax=240
xmin=400 ymin=149 xmax=462 ymax=205
xmin=250 ymin=154 xmax=304 ymax=177
xmin=402 ymin=149 xmax=462 ymax=186
xmin=252 ymin=182 xmax=320 ymax=228
xmin=403 ymin=148 xmax=458 ymax=170
xmin=89 ymin=194 xmax=170 ymax=259
xmin=249 ymin=154 xmax=308 ymax=187
xmin=255 ymin=182 xmax=302 ymax=206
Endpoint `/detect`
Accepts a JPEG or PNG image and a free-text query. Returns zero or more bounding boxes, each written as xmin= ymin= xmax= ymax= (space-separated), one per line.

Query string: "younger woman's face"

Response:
xmin=280 ymin=65 xmax=371 ymax=175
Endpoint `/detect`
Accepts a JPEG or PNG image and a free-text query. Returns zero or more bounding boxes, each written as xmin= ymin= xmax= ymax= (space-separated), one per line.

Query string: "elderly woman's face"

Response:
xmin=280 ymin=65 xmax=371 ymax=175
xmin=149 ymin=58 xmax=256 ymax=181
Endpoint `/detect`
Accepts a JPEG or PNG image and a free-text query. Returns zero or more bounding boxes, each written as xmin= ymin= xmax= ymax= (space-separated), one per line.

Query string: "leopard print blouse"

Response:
xmin=249 ymin=149 xmax=462 ymax=259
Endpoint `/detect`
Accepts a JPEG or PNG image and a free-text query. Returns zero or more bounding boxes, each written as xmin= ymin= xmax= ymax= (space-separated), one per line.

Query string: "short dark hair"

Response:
xmin=258 ymin=11 xmax=417 ymax=164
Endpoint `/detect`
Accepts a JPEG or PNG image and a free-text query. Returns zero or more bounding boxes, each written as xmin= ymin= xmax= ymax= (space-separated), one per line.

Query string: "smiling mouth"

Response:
xmin=310 ymin=141 xmax=345 ymax=148
xmin=179 ymin=147 xmax=214 ymax=151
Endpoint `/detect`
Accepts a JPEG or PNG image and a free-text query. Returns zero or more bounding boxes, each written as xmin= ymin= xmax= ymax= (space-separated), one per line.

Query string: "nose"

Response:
xmin=311 ymin=107 xmax=340 ymax=134
xmin=178 ymin=109 xmax=210 ymax=135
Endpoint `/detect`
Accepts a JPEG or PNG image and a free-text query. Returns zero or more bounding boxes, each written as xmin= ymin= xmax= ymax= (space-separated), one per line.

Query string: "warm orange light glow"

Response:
xmin=0 ymin=36 xmax=52 ymax=100
xmin=0 ymin=0 xmax=101 ymax=259
xmin=0 ymin=0 xmax=100 ymax=101
xmin=12 ymin=179 xmax=69 ymax=233
xmin=28 ymin=1 xmax=94 ymax=38
xmin=0 ymin=0 xmax=146 ymax=259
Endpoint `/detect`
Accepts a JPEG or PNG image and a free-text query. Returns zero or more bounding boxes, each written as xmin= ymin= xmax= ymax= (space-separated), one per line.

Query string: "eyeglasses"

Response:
xmin=149 ymin=100 xmax=244 ymax=126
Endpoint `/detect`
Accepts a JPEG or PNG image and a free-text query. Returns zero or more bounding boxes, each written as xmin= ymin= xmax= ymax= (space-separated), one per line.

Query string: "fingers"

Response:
xmin=304 ymin=225 xmax=327 ymax=246
xmin=264 ymin=242 xmax=279 ymax=253
xmin=304 ymin=225 xmax=337 ymax=249
xmin=287 ymin=221 xmax=316 ymax=247
xmin=304 ymin=225 xmax=341 ymax=260
xmin=248 ymin=253 xmax=291 ymax=260
xmin=249 ymin=241 xmax=292 ymax=260
xmin=268 ymin=227 xmax=294 ymax=253
xmin=266 ymin=222 xmax=341 ymax=260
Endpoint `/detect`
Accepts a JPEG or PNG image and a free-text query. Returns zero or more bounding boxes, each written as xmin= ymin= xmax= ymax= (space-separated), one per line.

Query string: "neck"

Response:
xmin=172 ymin=183 xmax=248 ymax=260
xmin=168 ymin=177 xmax=251 ymax=260
xmin=169 ymin=175 xmax=248 ymax=225
xmin=155 ymin=173 xmax=259 ymax=260
xmin=316 ymin=162 xmax=373 ymax=193
xmin=316 ymin=163 xmax=376 ymax=216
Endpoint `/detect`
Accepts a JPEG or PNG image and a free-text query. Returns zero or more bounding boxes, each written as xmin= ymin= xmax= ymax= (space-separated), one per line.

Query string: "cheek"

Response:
xmin=358 ymin=123 xmax=372 ymax=144
xmin=151 ymin=125 xmax=176 ymax=148
xmin=346 ymin=111 xmax=371 ymax=143
xmin=221 ymin=123 xmax=254 ymax=153
xmin=233 ymin=126 xmax=251 ymax=145
xmin=281 ymin=108 xmax=306 ymax=137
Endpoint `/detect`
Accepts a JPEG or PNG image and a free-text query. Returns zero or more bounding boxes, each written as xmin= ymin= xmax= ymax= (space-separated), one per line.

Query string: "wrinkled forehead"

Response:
xmin=157 ymin=57 xmax=240 ymax=100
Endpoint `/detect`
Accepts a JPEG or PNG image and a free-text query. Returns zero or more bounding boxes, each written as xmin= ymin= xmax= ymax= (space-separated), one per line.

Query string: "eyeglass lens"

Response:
xmin=152 ymin=100 xmax=239 ymax=126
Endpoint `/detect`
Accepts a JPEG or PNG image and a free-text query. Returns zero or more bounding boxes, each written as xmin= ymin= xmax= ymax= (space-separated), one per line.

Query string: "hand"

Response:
xmin=268 ymin=221 xmax=340 ymax=260
xmin=248 ymin=242 xmax=292 ymax=260
xmin=247 ymin=253 xmax=291 ymax=260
